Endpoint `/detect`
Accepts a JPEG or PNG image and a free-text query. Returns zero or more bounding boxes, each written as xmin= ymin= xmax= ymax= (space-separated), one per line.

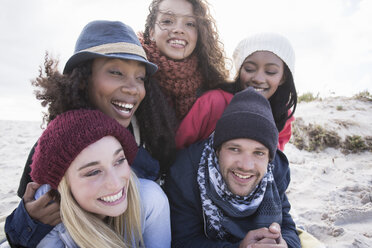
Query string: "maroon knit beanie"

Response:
xmin=30 ymin=109 xmax=138 ymax=189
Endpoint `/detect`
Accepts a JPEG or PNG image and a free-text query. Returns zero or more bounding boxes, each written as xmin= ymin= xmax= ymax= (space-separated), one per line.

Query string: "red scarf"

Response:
xmin=140 ymin=36 xmax=203 ymax=120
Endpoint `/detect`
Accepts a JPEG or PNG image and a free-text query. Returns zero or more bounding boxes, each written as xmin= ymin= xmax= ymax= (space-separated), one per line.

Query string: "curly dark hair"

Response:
xmin=143 ymin=0 xmax=229 ymax=91
xmin=32 ymin=54 xmax=177 ymax=173
xmin=232 ymin=64 xmax=297 ymax=132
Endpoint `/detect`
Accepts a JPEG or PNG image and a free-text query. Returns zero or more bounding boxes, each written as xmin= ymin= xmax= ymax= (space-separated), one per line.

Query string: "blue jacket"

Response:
xmin=164 ymin=140 xmax=301 ymax=248
xmin=5 ymin=199 xmax=53 ymax=248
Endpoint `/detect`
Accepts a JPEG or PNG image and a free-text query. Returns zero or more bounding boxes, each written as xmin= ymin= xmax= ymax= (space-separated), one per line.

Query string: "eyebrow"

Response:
xmin=225 ymin=142 xmax=268 ymax=151
xmin=255 ymin=146 xmax=269 ymax=151
xmin=158 ymin=10 xmax=195 ymax=19
xmin=77 ymin=147 xmax=123 ymax=171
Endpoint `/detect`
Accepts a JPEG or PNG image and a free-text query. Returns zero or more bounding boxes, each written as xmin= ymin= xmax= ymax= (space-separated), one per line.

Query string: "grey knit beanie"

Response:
xmin=213 ymin=87 xmax=278 ymax=160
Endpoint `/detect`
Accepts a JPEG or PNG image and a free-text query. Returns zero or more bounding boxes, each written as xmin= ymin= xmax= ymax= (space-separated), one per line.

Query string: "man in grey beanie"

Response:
xmin=165 ymin=87 xmax=300 ymax=247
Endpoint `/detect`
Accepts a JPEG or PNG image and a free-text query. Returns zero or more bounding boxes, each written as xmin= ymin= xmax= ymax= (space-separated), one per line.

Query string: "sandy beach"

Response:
xmin=0 ymin=95 xmax=371 ymax=247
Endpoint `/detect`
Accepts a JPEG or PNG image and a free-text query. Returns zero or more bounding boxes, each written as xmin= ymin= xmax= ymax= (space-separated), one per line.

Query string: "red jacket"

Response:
xmin=176 ymin=89 xmax=294 ymax=151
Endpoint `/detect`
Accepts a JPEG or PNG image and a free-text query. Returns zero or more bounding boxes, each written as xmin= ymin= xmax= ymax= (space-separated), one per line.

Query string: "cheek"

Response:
xmin=257 ymin=160 xmax=269 ymax=176
xmin=239 ymin=71 xmax=251 ymax=87
xmin=190 ymin=30 xmax=198 ymax=42
xmin=153 ymin=25 xmax=166 ymax=39
xmin=88 ymin=80 xmax=106 ymax=105
xmin=138 ymin=84 xmax=146 ymax=103
xmin=122 ymin=165 xmax=132 ymax=180
xmin=271 ymin=76 xmax=284 ymax=89
xmin=69 ymin=180 xmax=92 ymax=207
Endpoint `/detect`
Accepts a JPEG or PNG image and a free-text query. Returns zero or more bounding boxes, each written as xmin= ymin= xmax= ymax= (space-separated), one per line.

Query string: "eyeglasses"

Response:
xmin=156 ymin=11 xmax=198 ymax=31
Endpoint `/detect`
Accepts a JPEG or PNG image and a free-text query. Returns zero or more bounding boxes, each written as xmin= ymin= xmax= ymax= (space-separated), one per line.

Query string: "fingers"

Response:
xmin=41 ymin=203 xmax=62 ymax=226
xmin=247 ymin=243 xmax=287 ymax=248
xmin=26 ymin=199 xmax=61 ymax=225
xmin=24 ymin=184 xmax=62 ymax=226
xmin=251 ymin=227 xmax=280 ymax=241
xmin=268 ymin=223 xmax=285 ymax=245
xmin=23 ymin=182 xmax=41 ymax=203
xmin=268 ymin=222 xmax=281 ymax=235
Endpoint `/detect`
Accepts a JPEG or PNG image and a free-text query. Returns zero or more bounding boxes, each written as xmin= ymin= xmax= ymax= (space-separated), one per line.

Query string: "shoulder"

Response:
xmin=166 ymin=141 xmax=206 ymax=193
xmin=272 ymin=149 xmax=291 ymax=187
xmin=138 ymin=178 xmax=167 ymax=203
xmin=170 ymin=141 xmax=206 ymax=174
xmin=198 ymin=89 xmax=233 ymax=105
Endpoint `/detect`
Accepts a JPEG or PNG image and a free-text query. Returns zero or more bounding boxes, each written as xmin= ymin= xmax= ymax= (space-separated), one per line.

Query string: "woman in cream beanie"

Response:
xmin=175 ymin=32 xmax=298 ymax=151
xmin=232 ymin=32 xmax=298 ymax=150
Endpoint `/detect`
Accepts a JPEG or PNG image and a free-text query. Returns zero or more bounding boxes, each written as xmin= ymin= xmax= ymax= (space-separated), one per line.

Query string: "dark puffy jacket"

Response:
xmin=164 ymin=140 xmax=301 ymax=248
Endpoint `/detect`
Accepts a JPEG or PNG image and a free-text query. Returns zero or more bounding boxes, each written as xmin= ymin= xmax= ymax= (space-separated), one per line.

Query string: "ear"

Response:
xmin=215 ymin=147 xmax=220 ymax=158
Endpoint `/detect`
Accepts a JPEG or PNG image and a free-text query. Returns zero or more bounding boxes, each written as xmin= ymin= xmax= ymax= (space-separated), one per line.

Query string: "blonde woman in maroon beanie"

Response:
xmin=30 ymin=109 xmax=144 ymax=247
xmin=5 ymin=20 xmax=172 ymax=248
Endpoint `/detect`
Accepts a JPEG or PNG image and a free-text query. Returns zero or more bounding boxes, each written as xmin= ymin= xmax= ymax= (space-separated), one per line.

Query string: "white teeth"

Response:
xmin=169 ymin=39 xmax=186 ymax=46
xmin=100 ymin=190 xmax=123 ymax=203
xmin=112 ymin=101 xmax=134 ymax=110
xmin=233 ymin=171 xmax=252 ymax=179
xmin=253 ymin=87 xmax=265 ymax=92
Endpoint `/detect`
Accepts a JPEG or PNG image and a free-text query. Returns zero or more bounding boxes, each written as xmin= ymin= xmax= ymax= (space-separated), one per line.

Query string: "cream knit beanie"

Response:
xmin=233 ymin=32 xmax=295 ymax=75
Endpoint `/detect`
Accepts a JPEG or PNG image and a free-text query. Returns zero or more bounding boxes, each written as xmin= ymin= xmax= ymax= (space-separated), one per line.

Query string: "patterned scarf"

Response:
xmin=139 ymin=35 xmax=204 ymax=120
xmin=197 ymin=134 xmax=274 ymax=239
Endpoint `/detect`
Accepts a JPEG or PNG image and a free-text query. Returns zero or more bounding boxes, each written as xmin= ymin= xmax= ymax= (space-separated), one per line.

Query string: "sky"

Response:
xmin=1 ymin=0 xmax=371 ymax=121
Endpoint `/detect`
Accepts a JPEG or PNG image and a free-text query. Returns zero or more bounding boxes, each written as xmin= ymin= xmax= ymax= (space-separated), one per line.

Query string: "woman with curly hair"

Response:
xmin=140 ymin=0 xmax=230 ymax=121
xmin=5 ymin=20 xmax=173 ymax=248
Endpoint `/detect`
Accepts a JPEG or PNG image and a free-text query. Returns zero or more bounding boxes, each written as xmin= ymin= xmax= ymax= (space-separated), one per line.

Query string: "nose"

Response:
xmin=105 ymin=169 xmax=122 ymax=190
xmin=120 ymin=78 xmax=139 ymax=96
xmin=171 ymin=20 xmax=185 ymax=34
xmin=238 ymin=153 xmax=255 ymax=170
xmin=252 ymin=69 xmax=265 ymax=84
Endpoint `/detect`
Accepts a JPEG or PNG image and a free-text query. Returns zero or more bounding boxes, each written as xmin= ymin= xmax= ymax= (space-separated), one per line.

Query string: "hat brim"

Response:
xmin=63 ymin=51 xmax=158 ymax=76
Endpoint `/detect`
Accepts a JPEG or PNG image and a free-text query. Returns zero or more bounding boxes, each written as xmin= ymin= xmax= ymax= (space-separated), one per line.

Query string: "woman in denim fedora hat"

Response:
xmin=5 ymin=20 xmax=173 ymax=248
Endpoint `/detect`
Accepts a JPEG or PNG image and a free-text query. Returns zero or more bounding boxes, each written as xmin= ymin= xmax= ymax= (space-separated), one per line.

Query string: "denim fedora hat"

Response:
xmin=63 ymin=20 xmax=157 ymax=75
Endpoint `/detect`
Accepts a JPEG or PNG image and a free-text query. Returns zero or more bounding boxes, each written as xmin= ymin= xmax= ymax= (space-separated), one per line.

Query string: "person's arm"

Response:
xmin=164 ymin=144 xmax=239 ymax=248
xmin=273 ymin=151 xmax=301 ymax=248
xmin=5 ymin=201 xmax=53 ymax=248
xmin=175 ymin=89 xmax=233 ymax=150
xmin=17 ymin=142 xmax=37 ymax=198
xmin=5 ymin=183 xmax=60 ymax=248
xmin=277 ymin=111 xmax=295 ymax=151
xmin=139 ymin=179 xmax=171 ymax=248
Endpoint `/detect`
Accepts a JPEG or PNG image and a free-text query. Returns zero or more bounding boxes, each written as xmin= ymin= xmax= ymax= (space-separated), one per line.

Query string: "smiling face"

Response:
xmin=65 ymin=136 xmax=131 ymax=219
xmin=239 ymin=51 xmax=285 ymax=99
xmin=89 ymin=58 xmax=146 ymax=128
xmin=217 ymin=138 xmax=269 ymax=197
xmin=150 ymin=0 xmax=198 ymax=60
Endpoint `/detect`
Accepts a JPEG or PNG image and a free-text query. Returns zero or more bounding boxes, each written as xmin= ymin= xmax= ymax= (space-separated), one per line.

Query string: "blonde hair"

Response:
xmin=58 ymin=170 xmax=143 ymax=248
